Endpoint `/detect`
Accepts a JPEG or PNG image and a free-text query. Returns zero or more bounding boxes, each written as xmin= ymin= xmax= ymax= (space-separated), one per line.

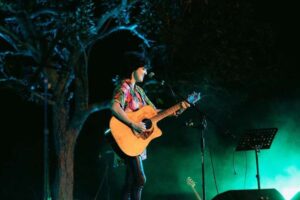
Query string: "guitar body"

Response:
xmin=109 ymin=92 xmax=201 ymax=157
xmin=109 ymin=105 xmax=162 ymax=157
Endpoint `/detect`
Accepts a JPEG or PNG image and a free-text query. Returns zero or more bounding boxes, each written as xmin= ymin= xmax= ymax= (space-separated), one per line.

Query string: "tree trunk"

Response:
xmin=53 ymin=132 xmax=76 ymax=200
xmin=52 ymin=104 xmax=78 ymax=200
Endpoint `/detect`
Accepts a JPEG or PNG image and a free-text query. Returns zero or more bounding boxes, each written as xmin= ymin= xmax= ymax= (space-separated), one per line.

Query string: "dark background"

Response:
xmin=1 ymin=0 xmax=299 ymax=199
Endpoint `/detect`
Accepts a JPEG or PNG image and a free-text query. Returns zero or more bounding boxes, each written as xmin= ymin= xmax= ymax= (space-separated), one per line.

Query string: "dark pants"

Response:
xmin=106 ymin=133 xmax=146 ymax=200
xmin=121 ymin=156 xmax=146 ymax=200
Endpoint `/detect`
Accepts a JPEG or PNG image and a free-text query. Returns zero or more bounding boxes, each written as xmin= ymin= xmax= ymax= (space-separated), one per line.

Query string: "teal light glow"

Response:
xmin=282 ymin=187 xmax=300 ymax=200
xmin=264 ymin=166 xmax=300 ymax=200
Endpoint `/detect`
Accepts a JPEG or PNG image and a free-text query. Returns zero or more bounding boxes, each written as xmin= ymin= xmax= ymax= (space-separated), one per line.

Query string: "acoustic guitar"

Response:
xmin=109 ymin=92 xmax=201 ymax=156
xmin=186 ymin=176 xmax=202 ymax=200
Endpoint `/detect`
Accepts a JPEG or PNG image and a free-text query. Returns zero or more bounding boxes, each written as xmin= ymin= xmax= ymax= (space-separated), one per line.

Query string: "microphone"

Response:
xmin=147 ymin=72 xmax=165 ymax=86
xmin=185 ymin=119 xmax=195 ymax=127
xmin=147 ymin=72 xmax=155 ymax=78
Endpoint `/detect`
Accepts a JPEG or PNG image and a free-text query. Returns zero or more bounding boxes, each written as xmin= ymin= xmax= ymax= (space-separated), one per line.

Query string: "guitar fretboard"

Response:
xmin=151 ymin=102 xmax=183 ymax=122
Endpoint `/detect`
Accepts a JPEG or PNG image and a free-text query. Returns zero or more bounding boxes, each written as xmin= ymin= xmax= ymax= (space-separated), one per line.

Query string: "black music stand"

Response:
xmin=236 ymin=128 xmax=278 ymax=190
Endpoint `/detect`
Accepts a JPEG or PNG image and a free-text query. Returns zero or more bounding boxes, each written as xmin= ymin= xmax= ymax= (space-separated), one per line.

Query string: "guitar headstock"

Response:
xmin=186 ymin=176 xmax=196 ymax=188
xmin=187 ymin=92 xmax=201 ymax=105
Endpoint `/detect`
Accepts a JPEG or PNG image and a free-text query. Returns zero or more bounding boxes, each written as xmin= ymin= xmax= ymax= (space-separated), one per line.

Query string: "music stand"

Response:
xmin=236 ymin=128 xmax=278 ymax=190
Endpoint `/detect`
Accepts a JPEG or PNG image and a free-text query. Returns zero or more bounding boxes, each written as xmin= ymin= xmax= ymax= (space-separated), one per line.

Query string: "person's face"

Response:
xmin=133 ymin=66 xmax=147 ymax=82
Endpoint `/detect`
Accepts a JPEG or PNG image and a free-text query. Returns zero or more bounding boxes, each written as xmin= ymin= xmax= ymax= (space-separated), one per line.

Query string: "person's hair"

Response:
xmin=120 ymin=51 xmax=151 ymax=78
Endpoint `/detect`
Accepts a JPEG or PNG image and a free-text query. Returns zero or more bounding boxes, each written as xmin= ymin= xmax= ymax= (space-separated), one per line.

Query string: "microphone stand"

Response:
xmin=147 ymin=72 xmax=236 ymax=200
xmin=198 ymin=113 xmax=207 ymax=200
xmin=187 ymin=110 xmax=207 ymax=200
xmin=149 ymin=74 xmax=209 ymax=200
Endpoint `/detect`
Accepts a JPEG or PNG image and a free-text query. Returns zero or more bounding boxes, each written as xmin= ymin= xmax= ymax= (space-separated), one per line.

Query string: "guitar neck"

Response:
xmin=151 ymin=101 xmax=183 ymax=122
xmin=191 ymin=187 xmax=202 ymax=200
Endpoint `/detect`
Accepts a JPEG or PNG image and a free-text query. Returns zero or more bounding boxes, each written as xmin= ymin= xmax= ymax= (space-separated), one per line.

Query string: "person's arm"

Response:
xmin=173 ymin=101 xmax=190 ymax=116
xmin=111 ymin=101 xmax=146 ymax=133
xmin=138 ymin=86 xmax=189 ymax=116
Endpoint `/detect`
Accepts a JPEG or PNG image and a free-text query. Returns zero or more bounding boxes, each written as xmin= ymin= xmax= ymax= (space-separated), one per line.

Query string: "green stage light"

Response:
xmin=291 ymin=191 xmax=300 ymax=200
xmin=280 ymin=187 xmax=300 ymax=200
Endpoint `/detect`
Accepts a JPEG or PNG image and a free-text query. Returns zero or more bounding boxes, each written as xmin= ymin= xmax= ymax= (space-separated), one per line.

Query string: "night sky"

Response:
xmin=1 ymin=0 xmax=299 ymax=200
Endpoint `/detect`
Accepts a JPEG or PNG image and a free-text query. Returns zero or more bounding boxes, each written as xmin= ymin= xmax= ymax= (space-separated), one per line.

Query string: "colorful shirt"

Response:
xmin=112 ymin=79 xmax=156 ymax=160
xmin=112 ymin=79 xmax=156 ymax=111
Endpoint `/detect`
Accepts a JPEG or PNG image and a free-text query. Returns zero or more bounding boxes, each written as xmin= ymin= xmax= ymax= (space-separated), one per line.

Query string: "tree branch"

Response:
xmin=30 ymin=8 xmax=59 ymax=19
xmin=96 ymin=0 xmax=138 ymax=32
xmin=68 ymin=100 xmax=111 ymax=136
xmin=0 ymin=51 xmax=35 ymax=61
xmin=0 ymin=77 xmax=27 ymax=85
xmin=76 ymin=36 xmax=89 ymax=107
xmin=0 ymin=25 xmax=40 ymax=62
xmin=0 ymin=2 xmax=16 ymax=13
xmin=30 ymin=91 xmax=55 ymax=105
xmin=0 ymin=25 xmax=23 ymax=50
xmin=88 ymin=24 xmax=152 ymax=50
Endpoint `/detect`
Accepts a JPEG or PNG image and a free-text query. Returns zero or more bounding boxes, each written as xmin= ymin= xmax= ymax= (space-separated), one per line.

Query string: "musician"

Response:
xmin=108 ymin=52 xmax=189 ymax=200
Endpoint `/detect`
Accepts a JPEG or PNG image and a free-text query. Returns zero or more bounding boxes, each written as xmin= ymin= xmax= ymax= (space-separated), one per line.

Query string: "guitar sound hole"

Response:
xmin=142 ymin=118 xmax=152 ymax=129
